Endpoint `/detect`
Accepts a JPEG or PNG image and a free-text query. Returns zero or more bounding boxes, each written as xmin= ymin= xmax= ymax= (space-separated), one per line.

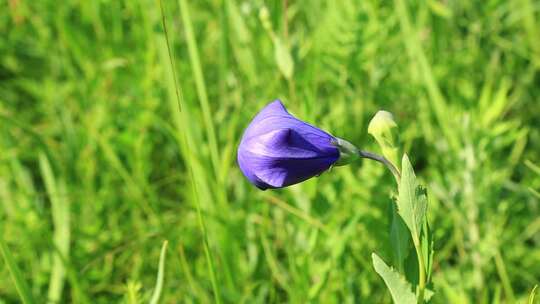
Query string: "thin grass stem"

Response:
xmin=158 ymin=1 xmax=222 ymax=303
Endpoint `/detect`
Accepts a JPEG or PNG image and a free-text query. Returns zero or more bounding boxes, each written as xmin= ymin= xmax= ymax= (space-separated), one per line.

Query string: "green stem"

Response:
xmin=413 ymin=235 xmax=426 ymax=304
xmin=358 ymin=150 xmax=401 ymax=183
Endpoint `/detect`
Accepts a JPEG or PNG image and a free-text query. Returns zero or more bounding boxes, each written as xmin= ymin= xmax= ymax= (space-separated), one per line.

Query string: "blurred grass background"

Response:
xmin=1 ymin=0 xmax=539 ymax=303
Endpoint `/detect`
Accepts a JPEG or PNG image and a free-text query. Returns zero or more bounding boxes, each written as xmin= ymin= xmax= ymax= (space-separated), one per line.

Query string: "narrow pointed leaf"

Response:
xmin=529 ymin=285 xmax=537 ymax=304
xmin=150 ymin=240 xmax=168 ymax=304
xmin=39 ymin=153 xmax=70 ymax=303
xmin=0 ymin=232 xmax=36 ymax=304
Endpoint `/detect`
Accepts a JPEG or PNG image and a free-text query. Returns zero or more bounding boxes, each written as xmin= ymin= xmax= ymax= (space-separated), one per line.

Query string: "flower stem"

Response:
xmin=413 ymin=234 xmax=426 ymax=303
xmin=358 ymin=150 xmax=401 ymax=183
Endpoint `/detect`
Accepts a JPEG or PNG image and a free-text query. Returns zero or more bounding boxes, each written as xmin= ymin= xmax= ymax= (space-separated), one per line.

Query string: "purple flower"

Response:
xmin=237 ymin=100 xmax=340 ymax=190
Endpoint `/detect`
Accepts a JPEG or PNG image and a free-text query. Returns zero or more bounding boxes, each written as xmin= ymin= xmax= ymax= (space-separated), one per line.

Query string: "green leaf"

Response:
xmin=529 ymin=285 xmax=538 ymax=304
xmin=0 ymin=232 xmax=36 ymax=304
xmin=39 ymin=153 xmax=70 ymax=304
xmin=404 ymin=246 xmax=419 ymax=286
xmin=150 ymin=240 xmax=168 ymax=304
xmin=397 ymin=154 xmax=427 ymax=240
xmin=274 ymin=38 xmax=294 ymax=79
xmin=389 ymin=199 xmax=411 ymax=272
xmin=372 ymin=253 xmax=416 ymax=304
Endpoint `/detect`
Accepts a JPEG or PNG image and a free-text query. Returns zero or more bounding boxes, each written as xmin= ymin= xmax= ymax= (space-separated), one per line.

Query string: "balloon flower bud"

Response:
xmin=237 ymin=100 xmax=357 ymax=190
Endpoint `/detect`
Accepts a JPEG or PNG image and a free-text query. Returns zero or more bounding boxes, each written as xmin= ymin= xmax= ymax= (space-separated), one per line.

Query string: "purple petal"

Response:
xmin=237 ymin=100 xmax=340 ymax=189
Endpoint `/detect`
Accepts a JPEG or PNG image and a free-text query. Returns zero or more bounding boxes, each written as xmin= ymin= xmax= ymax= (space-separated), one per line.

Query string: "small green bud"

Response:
xmin=368 ymin=111 xmax=399 ymax=167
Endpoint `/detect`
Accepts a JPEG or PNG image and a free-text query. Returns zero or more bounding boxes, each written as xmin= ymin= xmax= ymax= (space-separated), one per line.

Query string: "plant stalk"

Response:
xmin=358 ymin=150 xmax=401 ymax=183
xmin=413 ymin=235 xmax=426 ymax=304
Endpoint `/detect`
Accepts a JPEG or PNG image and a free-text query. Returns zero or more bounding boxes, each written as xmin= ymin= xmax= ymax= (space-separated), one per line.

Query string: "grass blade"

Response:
xmin=150 ymin=240 xmax=168 ymax=304
xmin=39 ymin=153 xmax=70 ymax=303
xmin=393 ymin=0 xmax=460 ymax=151
xmin=158 ymin=1 xmax=222 ymax=302
xmin=529 ymin=285 xmax=538 ymax=304
xmin=0 ymin=231 xmax=36 ymax=304
xmin=178 ymin=0 xmax=220 ymax=179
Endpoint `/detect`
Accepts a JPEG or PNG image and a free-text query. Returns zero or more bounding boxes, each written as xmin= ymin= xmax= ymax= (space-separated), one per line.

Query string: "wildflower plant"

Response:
xmin=368 ymin=111 xmax=434 ymax=304
xmin=238 ymin=101 xmax=434 ymax=303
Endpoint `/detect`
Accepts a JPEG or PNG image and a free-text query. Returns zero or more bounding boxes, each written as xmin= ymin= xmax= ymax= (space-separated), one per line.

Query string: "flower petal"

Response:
xmin=237 ymin=100 xmax=340 ymax=189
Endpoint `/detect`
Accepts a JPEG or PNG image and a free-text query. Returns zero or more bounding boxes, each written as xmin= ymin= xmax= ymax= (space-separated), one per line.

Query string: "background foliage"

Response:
xmin=1 ymin=0 xmax=539 ymax=302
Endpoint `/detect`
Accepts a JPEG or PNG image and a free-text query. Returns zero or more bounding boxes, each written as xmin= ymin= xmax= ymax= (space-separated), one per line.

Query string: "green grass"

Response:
xmin=1 ymin=0 xmax=539 ymax=303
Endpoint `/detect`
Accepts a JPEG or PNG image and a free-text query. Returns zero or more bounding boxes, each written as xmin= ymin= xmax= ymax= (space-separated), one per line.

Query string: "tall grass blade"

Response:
xmin=393 ymin=0 xmax=460 ymax=151
xmin=39 ymin=152 xmax=70 ymax=303
xmin=150 ymin=240 xmax=168 ymax=304
xmin=528 ymin=285 xmax=538 ymax=304
xmin=178 ymin=0 xmax=220 ymax=178
xmin=158 ymin=1 xmax=222 ymax=302
xmin=0 ymin=231 xmax=36 ymax=304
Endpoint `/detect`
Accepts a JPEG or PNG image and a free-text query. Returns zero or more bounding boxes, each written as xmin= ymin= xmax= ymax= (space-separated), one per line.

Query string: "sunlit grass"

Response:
xmin=0 ymin=0 xmax=539 ymax=303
